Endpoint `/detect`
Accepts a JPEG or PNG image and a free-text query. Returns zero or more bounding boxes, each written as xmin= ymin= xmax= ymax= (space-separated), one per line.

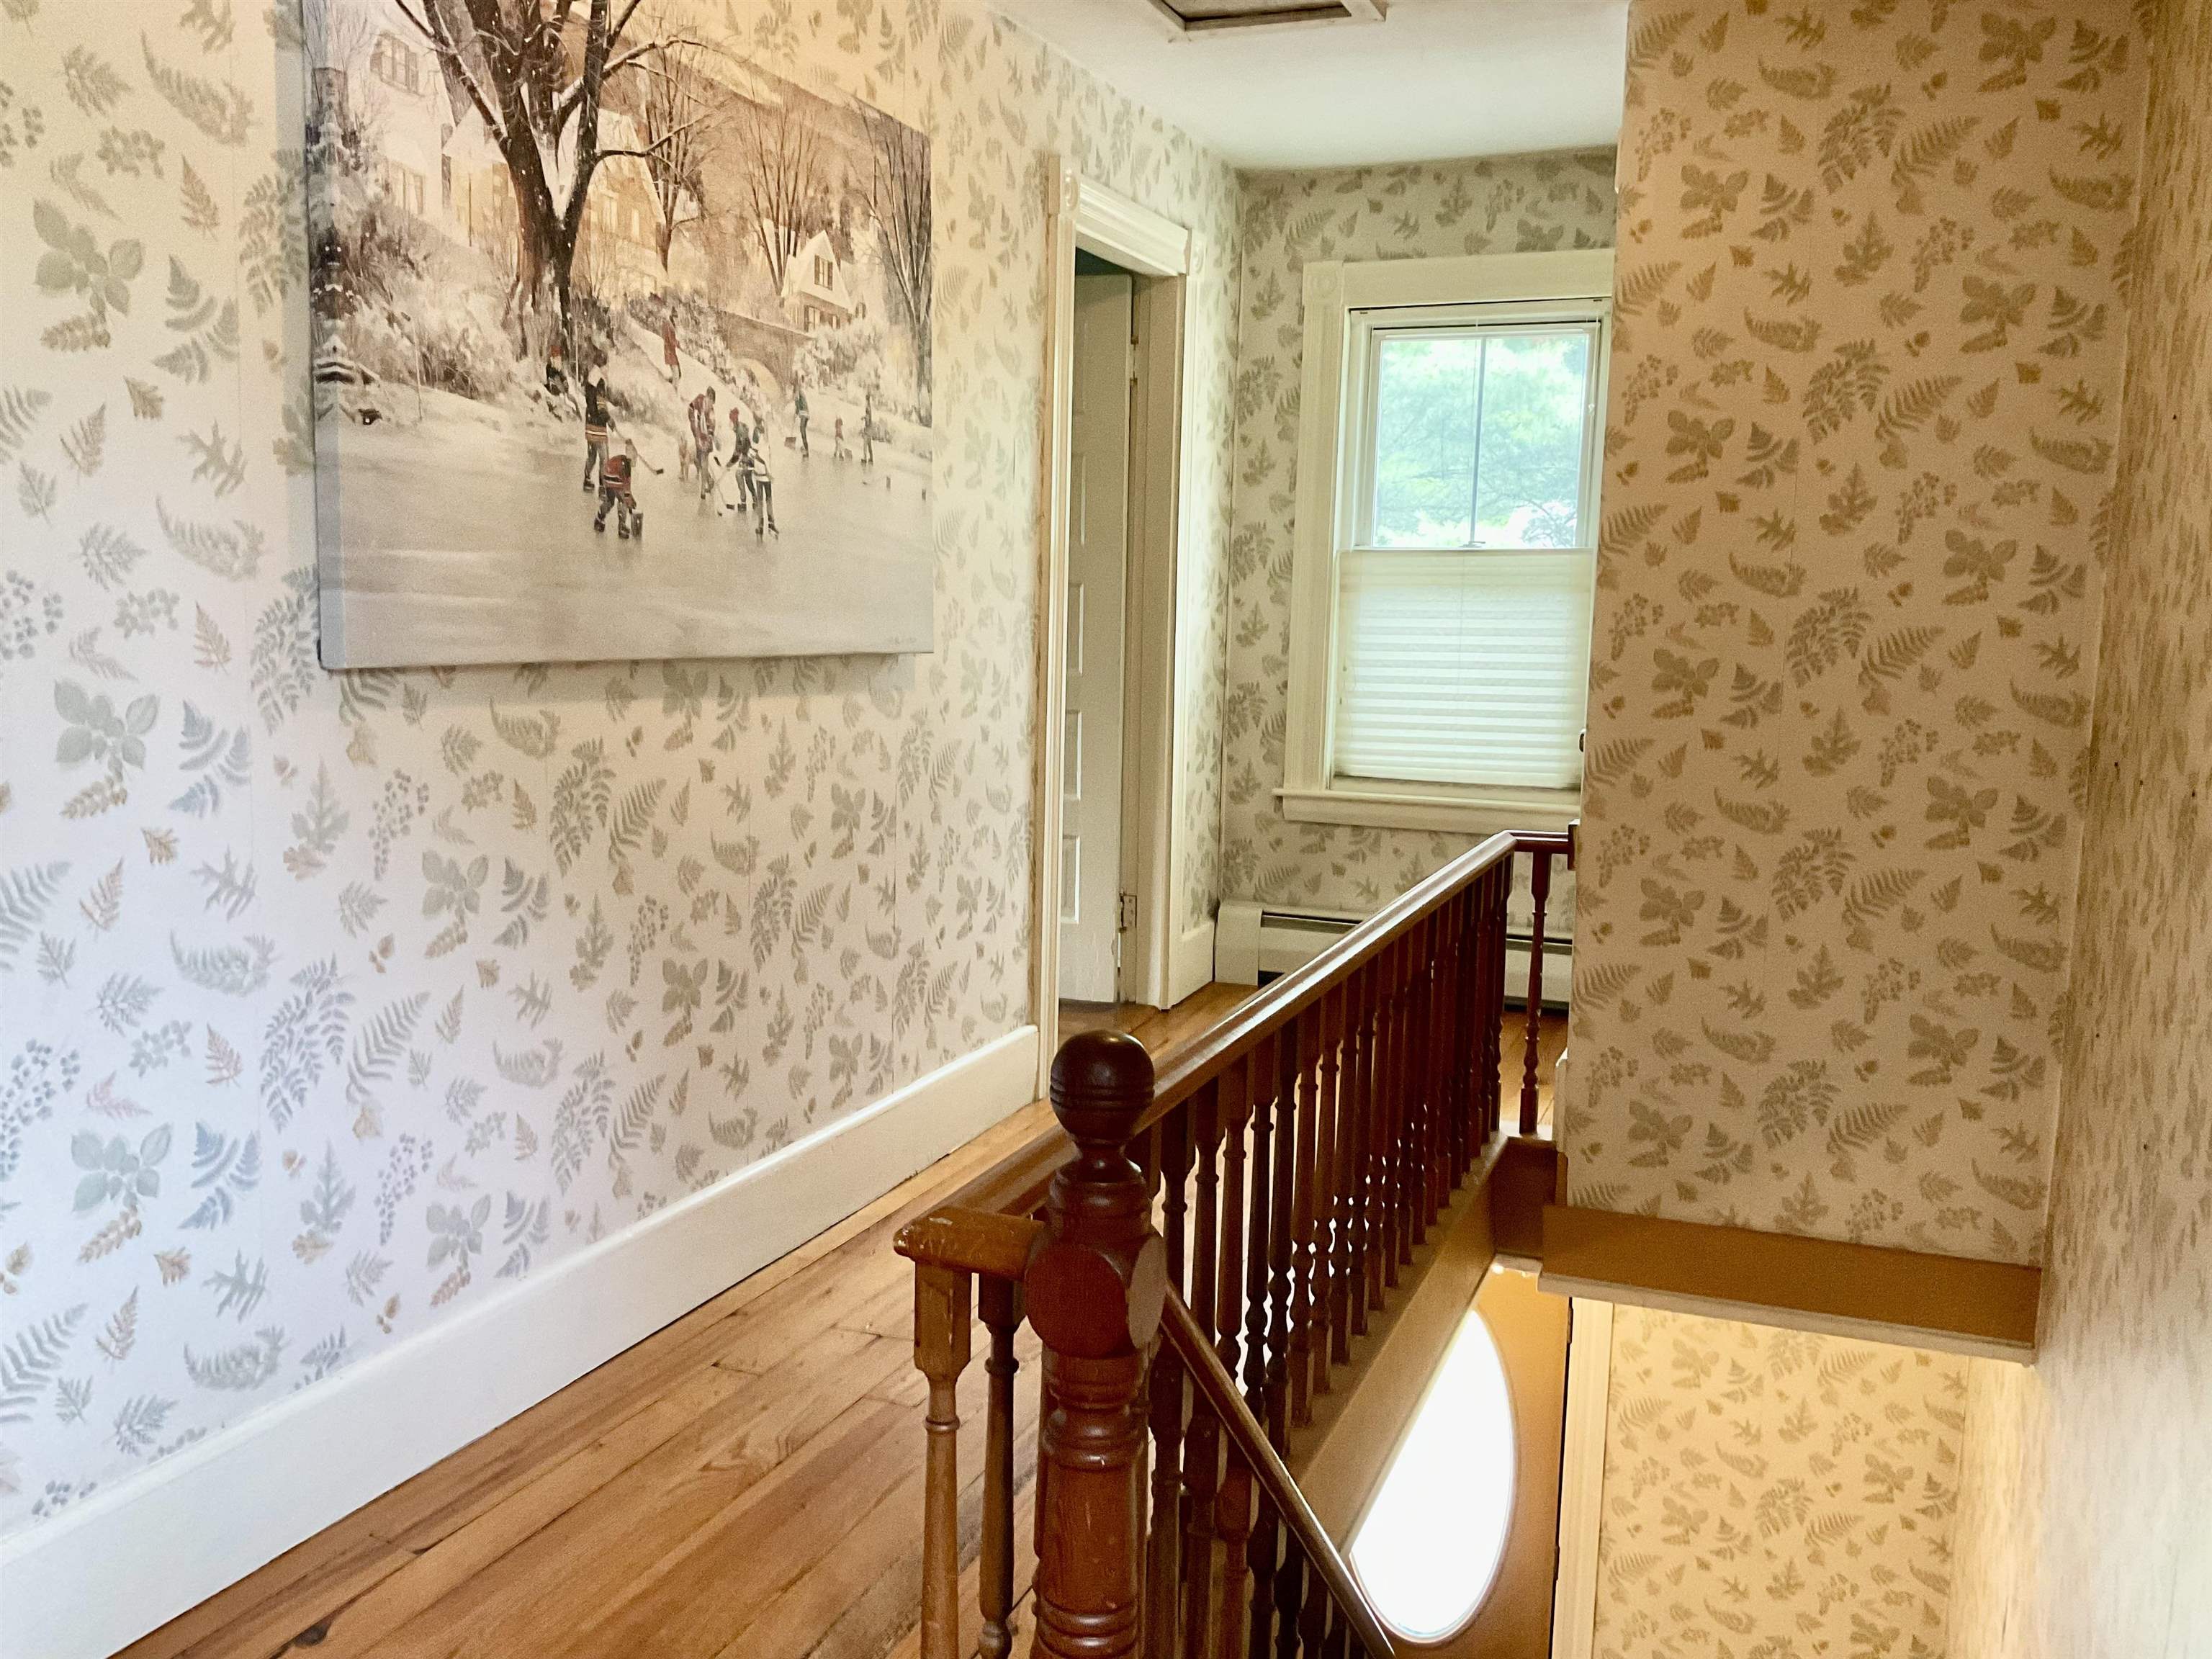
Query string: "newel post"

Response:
xmin=1027 ymin=1030 xmax=1168 ymax=1659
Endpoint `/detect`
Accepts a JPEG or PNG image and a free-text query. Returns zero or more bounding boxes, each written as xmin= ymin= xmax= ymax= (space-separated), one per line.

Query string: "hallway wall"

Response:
xmin=1564 ymin=0 xmax=2149 ymax=1264
xmin=0 ymin=0 xmax=1238 ymax=1541
xmin=1592 ymin=1308 xmax=1969 ymax=1659
xmin=1948 ymin=1 xmax=2212 ymax=1653
xmin=1219 ymin=154 xmax=1617 ymax=917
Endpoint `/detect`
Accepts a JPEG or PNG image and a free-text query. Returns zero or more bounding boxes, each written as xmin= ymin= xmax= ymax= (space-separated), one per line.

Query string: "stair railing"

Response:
xmin=896 ymin=830 xmax=1568 ymax=1659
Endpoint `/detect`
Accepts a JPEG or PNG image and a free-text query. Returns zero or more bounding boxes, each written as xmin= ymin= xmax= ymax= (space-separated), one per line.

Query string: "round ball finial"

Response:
xmin=1049 ymin=1028 xmax=1155 ymax=1151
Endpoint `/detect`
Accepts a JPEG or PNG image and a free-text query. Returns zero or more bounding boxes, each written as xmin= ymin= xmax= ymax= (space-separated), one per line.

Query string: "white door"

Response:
xmin=1059 ymin=274 xmax=1134 ymax=1004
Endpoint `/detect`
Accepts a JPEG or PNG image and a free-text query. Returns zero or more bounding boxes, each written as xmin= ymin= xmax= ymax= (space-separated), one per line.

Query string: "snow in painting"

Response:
xmin=304 ymin=0 xmax=935 ymax=667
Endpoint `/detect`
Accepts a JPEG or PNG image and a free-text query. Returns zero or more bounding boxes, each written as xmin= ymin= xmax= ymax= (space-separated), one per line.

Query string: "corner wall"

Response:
xmin=1948 ymin=1 xmax=2212 ymax=1653
xmin=1566 ymin=0 xmax=2149 ymax=1264
xmin=1591 ymin=1307 xmax=1968 ymax=1659
xmin=0 ymin=0 xmax=1236 ymax=1578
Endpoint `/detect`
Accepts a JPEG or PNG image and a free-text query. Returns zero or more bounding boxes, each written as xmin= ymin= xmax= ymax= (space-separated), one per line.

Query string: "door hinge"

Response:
xmin=1118 ymin=891 xmax=1138 ymax=932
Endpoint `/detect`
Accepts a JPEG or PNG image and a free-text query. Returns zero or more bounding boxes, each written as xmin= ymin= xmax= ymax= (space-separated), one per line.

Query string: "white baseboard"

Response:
xmin=0 ymin=1025 xmax=1040 ymax=1659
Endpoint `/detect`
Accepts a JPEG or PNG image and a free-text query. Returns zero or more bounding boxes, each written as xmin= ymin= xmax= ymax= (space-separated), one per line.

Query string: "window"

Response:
xmin=312 ymin=66 xmax=346 ymax=123
xmin=814 ymin=253 xmax=835 ymax=288
xmin=371 ymin=32 xmax=421 ymax=95
xmin=1282 ymin=250 xmax=1613 ymax=834
xmin=378 ymin=160 xmax=425 ymax=219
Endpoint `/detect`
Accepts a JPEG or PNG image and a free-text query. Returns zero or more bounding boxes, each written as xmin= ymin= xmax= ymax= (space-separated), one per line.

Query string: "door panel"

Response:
xmin=1059 ymin=274 xmax=1133 ymax=1003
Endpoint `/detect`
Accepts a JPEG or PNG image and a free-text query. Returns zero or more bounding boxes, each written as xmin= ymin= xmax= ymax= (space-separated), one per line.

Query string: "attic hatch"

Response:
xmin=1146 ymin=0 xmax=1388 ymax=35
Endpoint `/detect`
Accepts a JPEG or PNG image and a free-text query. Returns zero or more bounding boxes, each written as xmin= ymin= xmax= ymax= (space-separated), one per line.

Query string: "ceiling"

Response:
xmin=990 ymin=0 xmax=1629 ymax=171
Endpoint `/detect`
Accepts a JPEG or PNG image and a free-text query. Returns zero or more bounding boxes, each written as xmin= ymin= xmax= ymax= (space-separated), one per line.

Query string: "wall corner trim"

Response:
xmin=1537 ymin=1205 xmax=2041 ymax=1364
xmin=0 ymin=1025 xmax=1040 ymax=1659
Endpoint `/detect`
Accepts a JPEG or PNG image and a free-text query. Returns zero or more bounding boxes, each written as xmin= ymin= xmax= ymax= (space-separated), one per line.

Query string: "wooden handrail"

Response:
xmin=893 ymin=1204 xmax=1043 ymax=1282
xmin=1161 ymin=1290 xmax=1398 ymax=1658
xmin=943 ymin=830 xmax=1542 ymax=1221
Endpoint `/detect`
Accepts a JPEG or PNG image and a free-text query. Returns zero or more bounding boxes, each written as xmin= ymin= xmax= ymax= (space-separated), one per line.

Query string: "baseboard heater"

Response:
xmin=1215 ymin=899 xmax=1570 ymax=1005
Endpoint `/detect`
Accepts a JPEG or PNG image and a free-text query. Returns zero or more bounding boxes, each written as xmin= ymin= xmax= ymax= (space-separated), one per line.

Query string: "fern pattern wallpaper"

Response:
xmin=1593 ymin=1307 xmax=1969 ymax=1659
xmin=1950 ymin=1 xmax=2212 ymax=1654
xmin=0 ymin=0 xmax=1240 ymax=1534
xmin=1220 ymin=154 xmax=1617 ymax=917
xmin=1565 ymin=0 xmax=2150 ymax=1264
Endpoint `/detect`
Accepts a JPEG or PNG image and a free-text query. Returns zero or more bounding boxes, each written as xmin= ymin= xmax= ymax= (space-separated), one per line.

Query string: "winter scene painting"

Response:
xmin=303 ymin=0 xmax=935 ymax=668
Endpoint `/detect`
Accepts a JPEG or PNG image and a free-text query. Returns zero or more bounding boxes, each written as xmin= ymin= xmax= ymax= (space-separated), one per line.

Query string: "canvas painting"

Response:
xmin=304 ymin=0 xmax=935 ymax=668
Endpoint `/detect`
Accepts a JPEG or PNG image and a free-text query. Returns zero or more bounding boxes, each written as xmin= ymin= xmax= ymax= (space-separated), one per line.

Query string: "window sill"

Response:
xmin=1275 ymin=784 xmax=1581 ymax=837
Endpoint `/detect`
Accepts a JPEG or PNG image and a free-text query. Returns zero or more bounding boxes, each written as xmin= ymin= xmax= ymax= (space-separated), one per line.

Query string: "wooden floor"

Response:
xmin=128 ymin=988 xmax=1564 ymax=1659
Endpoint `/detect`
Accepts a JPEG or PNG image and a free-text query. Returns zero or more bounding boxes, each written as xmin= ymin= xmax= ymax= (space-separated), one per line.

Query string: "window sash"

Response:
xmin=1349 ymin=315 xmax=1604 ymax=555
xmin=1323 ymin=297 xmax=1604 ymax=796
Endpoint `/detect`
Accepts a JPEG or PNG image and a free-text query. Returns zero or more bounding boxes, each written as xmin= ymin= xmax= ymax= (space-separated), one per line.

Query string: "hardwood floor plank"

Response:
xmin=294 ymin=1364 xmax=752 ymax=1659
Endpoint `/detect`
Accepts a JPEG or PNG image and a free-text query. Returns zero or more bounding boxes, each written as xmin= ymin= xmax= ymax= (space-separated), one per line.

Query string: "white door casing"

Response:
xmin=1059 ymin=274 xmax=1134 ymax=1004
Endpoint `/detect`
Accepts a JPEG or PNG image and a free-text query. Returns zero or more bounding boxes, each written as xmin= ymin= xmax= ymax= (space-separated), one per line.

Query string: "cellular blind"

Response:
xmin=1333 ymin=548 xmax=1591 ymax=791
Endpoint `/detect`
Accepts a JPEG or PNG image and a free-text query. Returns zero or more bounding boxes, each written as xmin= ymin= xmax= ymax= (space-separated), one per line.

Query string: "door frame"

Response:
xmin=1550 ymin=1298 xmax=1614 ymax=1659
xmin=1033 ymin=161 xmax=1195 ymax=1092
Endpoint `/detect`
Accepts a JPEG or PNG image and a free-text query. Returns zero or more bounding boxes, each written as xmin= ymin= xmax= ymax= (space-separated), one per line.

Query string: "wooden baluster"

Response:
xmin=1323 ymin=986 xmax=1352 ymax=1373
xmin=1246 ymin=1490 xmax=1278 ymax=1659
xmin=1146 ymin=1107 xmax=1192 ymax=1659
xmin=1179 ymin=1394 xmax=1219 ymax=1659
xmin=1521 ymin=849 xmax=1553 ymax=1136
xmin=1028 ymin=1031 xmax=1168 ymax=1659
xmin=1459 ymin=883 xmax=1490 ymax=1148
xmin=1392 ymin=937 xmax=1417 ymax=1274
xmin=1490 ymin=864 xmax=1510 ymax=1137
xmin=1336 ymin=968 xmax=1371 ymax=1344
xmin=979 ymin=1274 xmax=1024 ymax=1659
xmin=1297 ymin=1549 xmax=1328 ymax=1659
xmin=1243 ymin=1035 xmax=1276 ymax=1421
xmin=1217 ymin=1449 xmax=1254 ymax=1659
xmin=1306 ymin=999 xmax=1335 ymax=1403
xmin=1182 ymin=1088 xmax=1223 ymax=1658
xmin=1372 ymin=943 xmax=1400 ymax=1290
xmin=1146 ymin=1341 xmax=1185 ymax=1659
xmin=1267 ymin=1026 xmax=1298 ymax=1449
xmin=1272 ymin=1530 xmax=1305 ymax=1659
xmin=1355 ymin=966 xmax=1382 ymax=1324
xmin=1218 ymin=1056 xmax=1250 ymax=1384
xmin=1403 ymin=930 xmax=1424 ymax=1262
xmin=1289 ymin=1010 xmax=1318 ymax=1429
xmin=1416 ymin=915 xmax=1433 ymax=1238
xmin=1322 ymin=1609 xmax=1351 ymax=1659
xmin=912 ymin=1263 xmax=973 ymax=1659
xmin=1434 ymin=909 xmax=1455 ymax=1211
xmin=1451 ymin=890 xmax=1473 ymax=1175
xmin=1473 ymin=871 xmax=1498 ymax=1143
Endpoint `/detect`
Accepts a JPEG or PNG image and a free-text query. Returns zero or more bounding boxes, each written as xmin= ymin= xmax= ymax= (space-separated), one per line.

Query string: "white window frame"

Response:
xmin=1281 ymin=248 xmax=1614 ymax=836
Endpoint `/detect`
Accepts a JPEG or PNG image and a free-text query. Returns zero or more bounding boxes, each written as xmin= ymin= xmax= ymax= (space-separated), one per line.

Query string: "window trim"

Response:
xmin=1282 ymin=248 xmax=1614 ymax=836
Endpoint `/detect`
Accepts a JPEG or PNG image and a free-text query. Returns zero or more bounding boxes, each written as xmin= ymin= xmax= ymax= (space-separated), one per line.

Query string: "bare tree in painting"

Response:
xmin=729 ymin=89 xmax=826 ymax=295
xmin=862 ymin=104 xmax=931 ymax=410
xmin=634 ymin=6 xmax=721 ymax=271
xmin=388 ymin=0 xmax=702 ymax=347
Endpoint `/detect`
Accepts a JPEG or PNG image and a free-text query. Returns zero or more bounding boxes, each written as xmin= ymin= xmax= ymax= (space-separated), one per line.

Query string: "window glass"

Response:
xmin=1368 ymin=324 xmax=1595 ymax=550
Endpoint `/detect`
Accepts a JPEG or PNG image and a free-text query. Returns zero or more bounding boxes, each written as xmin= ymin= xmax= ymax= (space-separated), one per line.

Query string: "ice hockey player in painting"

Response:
xmin=594 ymin=441 xmax=642 ymax=540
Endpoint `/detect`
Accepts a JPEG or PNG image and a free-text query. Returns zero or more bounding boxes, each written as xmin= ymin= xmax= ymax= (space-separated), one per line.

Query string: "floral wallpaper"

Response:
xmin=1948 ymin=1 xmax=2212 ymax=1654
xmin=1593 ymin=1306 xmax=1969 ymax=1659
xmin=1219 ymin=153 xmax=1617 ymax=919
xmin=1564 ymin=0 xmax=2150 ymax=1265
xmin=0 ymin=0 xmax=1240 ymax=1535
